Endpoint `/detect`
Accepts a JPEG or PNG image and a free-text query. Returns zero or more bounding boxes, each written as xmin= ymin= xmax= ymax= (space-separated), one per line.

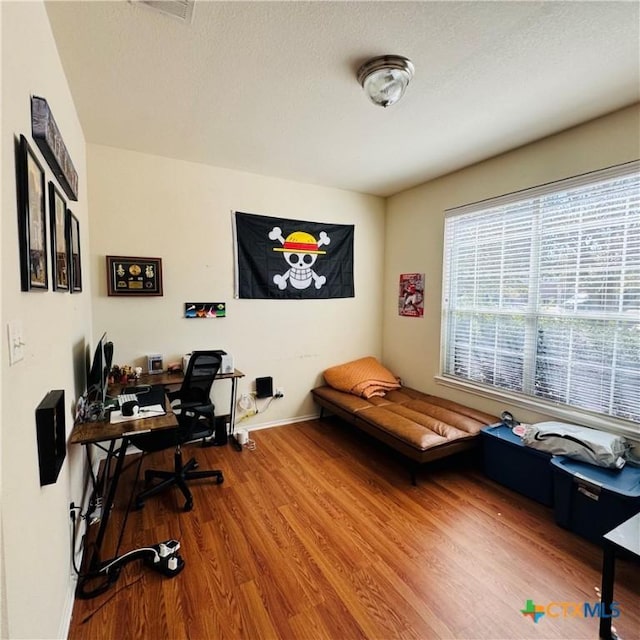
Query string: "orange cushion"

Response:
xmin=323 ymin=357 xmax=401 ymax=398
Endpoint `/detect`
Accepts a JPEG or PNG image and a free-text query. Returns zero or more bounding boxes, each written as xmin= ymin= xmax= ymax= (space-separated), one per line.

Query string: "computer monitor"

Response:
xmin=87 ymin=332 xmax=113 ymax=405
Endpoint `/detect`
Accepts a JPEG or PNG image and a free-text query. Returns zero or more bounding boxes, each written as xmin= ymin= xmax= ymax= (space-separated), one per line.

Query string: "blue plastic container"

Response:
xmin=481 ymin=423 xmax=555 ymax=506
xmin=551 ymin=456 xmax=640 ymax=543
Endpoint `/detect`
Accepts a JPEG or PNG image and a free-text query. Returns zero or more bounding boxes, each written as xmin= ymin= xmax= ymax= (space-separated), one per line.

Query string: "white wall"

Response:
xmin=0 ymin=2 xmax=5 ymax=636
xmin=1 ymin=2 xmax=92 ymax=638
xmin=0 ymin=4 xmax=635 ymax=638
xmin=383 ymin=104 xmax=640 ymax=427
xmin=87 ymin=144 xmax=386 ymax=426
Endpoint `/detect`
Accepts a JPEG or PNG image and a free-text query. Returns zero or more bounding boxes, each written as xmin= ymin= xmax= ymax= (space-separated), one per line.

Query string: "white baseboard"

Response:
xmin=59 ymin=575 xmax=77 ymax=640
xmin=237 ymin=413 xmax=319 ymax=432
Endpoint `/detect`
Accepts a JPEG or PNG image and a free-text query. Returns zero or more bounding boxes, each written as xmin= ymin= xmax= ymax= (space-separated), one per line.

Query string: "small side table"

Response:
xmin=599 ymin=512 xmax=640 ymax=639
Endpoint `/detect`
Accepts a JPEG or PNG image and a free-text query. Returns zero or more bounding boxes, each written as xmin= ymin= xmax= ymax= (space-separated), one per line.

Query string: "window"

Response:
xmin=441 ymin=161 xmax=640 ymax=428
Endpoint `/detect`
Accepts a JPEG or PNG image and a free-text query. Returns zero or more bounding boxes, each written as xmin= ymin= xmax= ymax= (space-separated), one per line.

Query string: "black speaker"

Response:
xmin=36 ymin=390 xmax=66 ymax=486
xmin=255 ymin=376 xmax=273 ymax=398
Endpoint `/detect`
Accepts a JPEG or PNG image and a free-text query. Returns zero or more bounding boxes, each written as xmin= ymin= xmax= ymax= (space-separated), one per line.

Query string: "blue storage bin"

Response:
xmin=551 ymin=456 xmax=640 ymax=543
xmin=481 ymin=423 xmax=555 ymax=506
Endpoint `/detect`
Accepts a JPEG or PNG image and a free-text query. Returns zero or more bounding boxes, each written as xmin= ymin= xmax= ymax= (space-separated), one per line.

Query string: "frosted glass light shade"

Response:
xmin=357 ymin=55 xmax=415 ymax=107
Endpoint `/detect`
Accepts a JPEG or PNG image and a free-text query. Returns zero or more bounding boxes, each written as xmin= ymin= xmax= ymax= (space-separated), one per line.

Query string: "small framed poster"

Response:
xmin=67 ymin=211 xmax=82 ymax=292
xmin=49 ymin=182 xmax=69 ymax=291
xmin=106 ymin=255 xmax=163 ymax=296
xmin=147 ymin=354 xmax=164 ymax=375
xmin=184 ymin=302 xmax=226 ymax=318
xmin=399 ymin=273 xmax=424 ymax=317
xmin=17 ymin=135 xmax=48 ymax=291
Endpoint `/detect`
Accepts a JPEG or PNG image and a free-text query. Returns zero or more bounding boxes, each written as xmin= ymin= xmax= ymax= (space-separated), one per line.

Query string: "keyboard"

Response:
xmin=118 ymin=385 xmax=166 ymax=408
xmin=117 ymin=393 xmax=137 ymax=406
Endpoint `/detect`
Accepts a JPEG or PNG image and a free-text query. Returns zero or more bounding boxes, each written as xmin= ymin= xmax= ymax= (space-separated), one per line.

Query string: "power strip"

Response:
xmin=76 ymin=539 xmax=185 ymax=599
xmin=145 ymin=540 xmax=185 ymax=577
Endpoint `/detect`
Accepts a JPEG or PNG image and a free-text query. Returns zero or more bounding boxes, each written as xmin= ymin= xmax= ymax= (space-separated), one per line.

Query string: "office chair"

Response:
xmin=130 ymin=351 xmax=224 ymax=511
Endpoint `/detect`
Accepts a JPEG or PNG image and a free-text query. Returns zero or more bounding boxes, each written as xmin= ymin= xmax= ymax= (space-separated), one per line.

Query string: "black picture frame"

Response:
xmin=184 ymin=302 xmax=226 ymax=318
xmin=17 ymin=135 xmax=48 ymax=291
xmin=31 ymin=96 xmax=78 ymax=201
xmin=67 ymin=211 xmax=82 ymax=292
xmin=48 ymin=182 xmax=69 ymax=291
xmin=106 ymin=256 xmax=163 ymax=296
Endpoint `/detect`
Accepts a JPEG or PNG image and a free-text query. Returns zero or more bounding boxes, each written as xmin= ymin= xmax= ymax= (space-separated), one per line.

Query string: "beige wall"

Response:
xmin=87 ymin=144 xmax=386 ymax=426
xmin=0 ymin=3 xmax=637 ymax=638
xmin=383 ymin=104 xmax=640 ymax=426
xmin=1 ymin=2 xmax=92 ymax=638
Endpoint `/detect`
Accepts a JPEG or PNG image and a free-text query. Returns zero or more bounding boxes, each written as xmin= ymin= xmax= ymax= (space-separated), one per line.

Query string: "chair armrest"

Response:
xmin=172 ymin=400 xmax=215 ymax=417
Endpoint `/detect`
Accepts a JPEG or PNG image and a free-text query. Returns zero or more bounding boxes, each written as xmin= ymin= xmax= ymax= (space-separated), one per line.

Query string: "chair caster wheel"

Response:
xmin=135 ymin=501 xmax=145 ymax=510
xmin=183 ymin=500 xmax=193 ymax=512
xmin=216 ymin=474 xmax=224 ymax=485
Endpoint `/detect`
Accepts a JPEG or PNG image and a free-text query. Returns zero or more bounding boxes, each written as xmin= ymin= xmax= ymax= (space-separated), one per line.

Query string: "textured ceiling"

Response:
xmin=45 ymin=1 xmax=640 ymax=197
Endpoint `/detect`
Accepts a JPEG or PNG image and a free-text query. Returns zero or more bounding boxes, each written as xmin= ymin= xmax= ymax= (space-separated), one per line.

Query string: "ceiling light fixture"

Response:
xmin=357 ymin=55 xmax=415 ymax=108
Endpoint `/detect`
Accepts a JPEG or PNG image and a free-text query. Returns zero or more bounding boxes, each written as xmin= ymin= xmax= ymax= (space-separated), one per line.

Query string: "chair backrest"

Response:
xmin=179 ymin=351 xmax=222 ymax=406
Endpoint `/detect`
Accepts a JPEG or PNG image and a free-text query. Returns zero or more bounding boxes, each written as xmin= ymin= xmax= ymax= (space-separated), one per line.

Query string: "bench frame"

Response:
xmin=313 ymin=390 xmax=484 ymax=485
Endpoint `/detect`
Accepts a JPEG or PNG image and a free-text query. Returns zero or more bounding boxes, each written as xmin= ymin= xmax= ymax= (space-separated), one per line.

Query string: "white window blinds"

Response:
xmin=442 ymin=161 xmax=640 ymax=426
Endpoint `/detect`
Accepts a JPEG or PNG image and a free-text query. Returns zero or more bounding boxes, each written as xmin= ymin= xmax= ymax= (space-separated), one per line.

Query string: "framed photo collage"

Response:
xmin=16 ymin=97 xmax=81 ymax=293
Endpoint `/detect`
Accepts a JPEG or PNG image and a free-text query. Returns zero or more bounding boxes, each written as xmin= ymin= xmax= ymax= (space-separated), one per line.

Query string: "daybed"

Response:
xmin=311 ymin=357 xmax=498 ymax=483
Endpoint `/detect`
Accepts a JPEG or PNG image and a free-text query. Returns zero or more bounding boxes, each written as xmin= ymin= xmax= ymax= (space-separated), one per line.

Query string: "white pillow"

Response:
xmin=522 ymin=422 xmax=628 ymax=469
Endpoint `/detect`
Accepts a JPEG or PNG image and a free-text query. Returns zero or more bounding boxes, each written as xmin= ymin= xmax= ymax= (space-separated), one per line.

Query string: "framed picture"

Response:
xmin=106 ymin=256 xmax=163 ymax=296
xmin=67 ymin=210 xmax=82 ymax=292
xmin=399 ymin=273 xmax=425 ymax=317
xmin=17 ymin=135 xmax=48 ymax=291
xmin=147 ymin=354 xmax=164 ymax=374
xmin=184 ymin=302 xmax=226 ymax=318
xmin=49 ymin=182 xmax=69 ymax=291
xmin=31 ymin=96 xmax=78 ymax=201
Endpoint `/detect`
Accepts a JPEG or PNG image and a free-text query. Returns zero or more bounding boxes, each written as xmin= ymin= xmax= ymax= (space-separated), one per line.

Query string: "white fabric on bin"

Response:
xmin=522 ymin=421 xmax=627 ymax=469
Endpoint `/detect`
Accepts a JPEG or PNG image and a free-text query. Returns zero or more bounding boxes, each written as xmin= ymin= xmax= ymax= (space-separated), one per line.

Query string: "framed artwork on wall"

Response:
xmin=17 ymin=134 xmax=48 ymax=291
xmin=106 ymin=256 xmax=163 ymax=296
xmin=398 ymin=273 xmax=425 ymax=317
xmin=48 ymin=182 xmax=69 ymax=291
xmin=184 ymin=302 xmax=226 ymax=318
xmin=67 ymin=210 xmax=82 ymax=292
xmin=31 ymin=96 xmax=78 ymax=201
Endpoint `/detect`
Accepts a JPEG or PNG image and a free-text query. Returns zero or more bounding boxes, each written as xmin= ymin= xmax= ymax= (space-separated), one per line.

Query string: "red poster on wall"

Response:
xmin=398 ymin=273 xmax=424 ymax=317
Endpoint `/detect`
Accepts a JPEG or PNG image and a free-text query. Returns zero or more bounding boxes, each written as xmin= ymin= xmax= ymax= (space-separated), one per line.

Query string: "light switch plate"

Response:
xmin=7 ymin=320 xmax=25 ymax=365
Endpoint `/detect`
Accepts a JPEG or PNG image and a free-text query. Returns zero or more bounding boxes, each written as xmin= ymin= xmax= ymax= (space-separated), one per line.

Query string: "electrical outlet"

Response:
xmin=275 ymin=387 xmax=284 ymax=398
xmin=239 ymin=393 xmax=252 ymax=411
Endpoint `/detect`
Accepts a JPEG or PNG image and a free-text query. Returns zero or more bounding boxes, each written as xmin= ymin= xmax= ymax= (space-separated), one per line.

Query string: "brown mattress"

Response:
xmin=311 ymin=385 xmax=498 ymax=465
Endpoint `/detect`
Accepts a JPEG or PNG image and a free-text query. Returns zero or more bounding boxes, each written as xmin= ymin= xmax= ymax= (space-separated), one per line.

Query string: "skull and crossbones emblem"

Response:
xmin=269 ymin=227 xmax=331 ymax=290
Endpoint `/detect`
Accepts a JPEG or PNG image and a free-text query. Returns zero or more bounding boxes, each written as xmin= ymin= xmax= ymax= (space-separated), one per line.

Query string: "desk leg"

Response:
xmin=89 ymin=437 xmax=130 ymax=571
xmin=227 ymin=377 xmax=243 ymax=451
xmin=599 ymin=542 xmax=616 ymax=640
xmin=229 ymin=377 xmax=239 ymax=435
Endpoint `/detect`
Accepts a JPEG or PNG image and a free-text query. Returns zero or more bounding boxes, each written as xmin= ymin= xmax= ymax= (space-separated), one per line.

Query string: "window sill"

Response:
xmin=434 ymin=374 xmax=640 ymax=443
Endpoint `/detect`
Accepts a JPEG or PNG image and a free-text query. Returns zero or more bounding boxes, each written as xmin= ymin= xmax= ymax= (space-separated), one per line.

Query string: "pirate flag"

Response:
xmin=233 ymin=211 xmax=354 ymax=299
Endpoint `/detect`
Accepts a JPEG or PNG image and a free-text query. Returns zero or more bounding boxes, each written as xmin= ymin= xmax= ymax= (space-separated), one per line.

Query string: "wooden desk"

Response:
xmin=125 ymin=368 xmax=244 ymax=389
xmin=69 ymin=367 xmax=245 ymax=589
xmin=107 ymin=368 xmax=245 ymax=438
xmin=68 ymin=389 xmax=177 ymax=595
xmin=69 ymin=399 xmax=176 ymax=445
xmin=70 ymin=368 xmax=244 ymax=447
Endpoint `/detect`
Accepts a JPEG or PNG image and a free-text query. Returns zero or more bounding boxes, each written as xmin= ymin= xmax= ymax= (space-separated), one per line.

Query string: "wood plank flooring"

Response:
xmin=68 ymin=418 xmax=639 ymax=639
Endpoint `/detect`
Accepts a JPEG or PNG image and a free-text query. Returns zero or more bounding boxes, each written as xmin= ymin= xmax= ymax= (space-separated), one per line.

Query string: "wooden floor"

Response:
xmin=68 ymin=418 xmax=639 ymax=640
